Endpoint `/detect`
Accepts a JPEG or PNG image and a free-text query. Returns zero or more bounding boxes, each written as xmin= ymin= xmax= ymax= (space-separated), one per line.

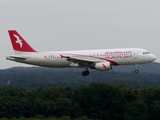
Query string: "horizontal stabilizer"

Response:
xmin=6 ymin=55 xmax=26 ymax=60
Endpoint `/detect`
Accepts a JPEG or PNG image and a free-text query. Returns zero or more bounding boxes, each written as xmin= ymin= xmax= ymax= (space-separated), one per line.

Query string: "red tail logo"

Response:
xmin=8 ymin=30 xmax=36 ymax=52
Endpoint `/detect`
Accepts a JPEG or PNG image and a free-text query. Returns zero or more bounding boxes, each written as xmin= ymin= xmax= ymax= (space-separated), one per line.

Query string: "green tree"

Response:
xmin=74 ymin=83 xmax=127 ymax=120
xmin=118 ymin=86 xmax=138 ymax=103
xmin=123 ymin=100 xmax=148 ymax=120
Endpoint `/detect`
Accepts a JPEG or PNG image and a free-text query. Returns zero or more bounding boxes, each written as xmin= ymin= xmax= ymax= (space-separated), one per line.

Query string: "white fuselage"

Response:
xmin=7 ymin=48 xmax=156 ymax=68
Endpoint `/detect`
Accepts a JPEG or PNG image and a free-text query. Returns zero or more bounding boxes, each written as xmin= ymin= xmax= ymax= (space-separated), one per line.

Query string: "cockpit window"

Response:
xmin=143 ymin=52 xmax=150 ymax=55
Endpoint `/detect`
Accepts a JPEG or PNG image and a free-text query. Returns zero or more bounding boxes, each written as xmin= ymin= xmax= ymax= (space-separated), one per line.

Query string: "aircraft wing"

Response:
xmin=62 ymin=54 xmax=104 ymax=67
xmin=66 ymin=57 xmax=102 ymax=63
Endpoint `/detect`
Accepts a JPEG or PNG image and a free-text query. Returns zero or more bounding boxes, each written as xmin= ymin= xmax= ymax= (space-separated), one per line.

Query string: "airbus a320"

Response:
xmin=6 ymin=30 xmax=156 ymax=76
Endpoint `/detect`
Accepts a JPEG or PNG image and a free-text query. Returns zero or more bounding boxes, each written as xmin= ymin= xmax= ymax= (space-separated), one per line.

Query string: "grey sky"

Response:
xmin=0 ymin=0 xmax=160 ymax=69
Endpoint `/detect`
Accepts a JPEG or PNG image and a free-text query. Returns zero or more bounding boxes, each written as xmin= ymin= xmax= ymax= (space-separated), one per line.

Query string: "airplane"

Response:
xmin=6 ymin=30 xmax=156 ymax=76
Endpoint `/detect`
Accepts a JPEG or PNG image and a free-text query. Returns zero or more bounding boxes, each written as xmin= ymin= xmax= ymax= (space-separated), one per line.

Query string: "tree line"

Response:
xmin=0 ymin=83 xmax=160 ymax=120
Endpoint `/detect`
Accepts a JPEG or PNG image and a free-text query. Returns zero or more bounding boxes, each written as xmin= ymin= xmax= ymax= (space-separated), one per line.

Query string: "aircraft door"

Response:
xmin=133 ymin=50 xmax=138 ymax=59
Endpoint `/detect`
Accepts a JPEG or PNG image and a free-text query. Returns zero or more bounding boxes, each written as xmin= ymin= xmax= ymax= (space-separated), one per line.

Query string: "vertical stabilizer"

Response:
xmin=8 ymin=30 xmax=36 ymax=54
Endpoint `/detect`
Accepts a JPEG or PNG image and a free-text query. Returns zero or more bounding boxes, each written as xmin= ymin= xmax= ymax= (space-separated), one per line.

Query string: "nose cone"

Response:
xmin=151 ymin=54 xmax=156 ymax=61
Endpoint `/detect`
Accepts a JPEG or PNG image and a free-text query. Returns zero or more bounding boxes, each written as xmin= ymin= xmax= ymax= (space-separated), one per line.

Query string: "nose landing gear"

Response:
xmin=135 ymin=69 xmax=139 ymax=73
xmin=134 ymin=64 xmax=139 ymax=73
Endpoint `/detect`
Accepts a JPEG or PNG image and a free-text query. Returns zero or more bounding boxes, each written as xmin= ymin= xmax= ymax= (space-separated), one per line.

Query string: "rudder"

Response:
xmin=8 ymin=30 xmax=36 ymax=53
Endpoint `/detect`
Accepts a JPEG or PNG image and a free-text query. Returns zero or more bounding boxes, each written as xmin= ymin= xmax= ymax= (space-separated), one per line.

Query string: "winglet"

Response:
xmin=8 ymin=30 xmax=36 ymax=53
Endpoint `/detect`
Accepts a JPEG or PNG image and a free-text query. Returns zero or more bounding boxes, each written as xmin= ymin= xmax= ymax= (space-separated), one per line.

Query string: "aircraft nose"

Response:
xmin=151 ymin=54 xmax=156 ymax=61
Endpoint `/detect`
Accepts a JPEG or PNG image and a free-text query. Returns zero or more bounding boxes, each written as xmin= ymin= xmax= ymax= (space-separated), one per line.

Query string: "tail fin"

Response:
xmin=8 ymin=30 xmax=36 ymax=54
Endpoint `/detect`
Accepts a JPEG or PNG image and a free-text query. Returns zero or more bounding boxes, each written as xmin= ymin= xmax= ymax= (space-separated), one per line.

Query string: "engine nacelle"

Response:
xmin=94 ymin=62 xmax=112 ymax=71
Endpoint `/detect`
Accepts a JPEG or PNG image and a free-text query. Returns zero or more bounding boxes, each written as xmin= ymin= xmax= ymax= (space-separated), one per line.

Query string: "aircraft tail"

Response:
xmin=8 ymin=30 xmax=37 ymax=54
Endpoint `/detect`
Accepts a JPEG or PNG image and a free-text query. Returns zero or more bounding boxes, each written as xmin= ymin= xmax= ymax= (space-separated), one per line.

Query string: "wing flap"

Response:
xmin=67 ymin=57 xmax=101 ymax=63
xmin=61 ymin=54 xmax=104 ymax=67
xmin=62 ymin=55 xmax=102 ymax=63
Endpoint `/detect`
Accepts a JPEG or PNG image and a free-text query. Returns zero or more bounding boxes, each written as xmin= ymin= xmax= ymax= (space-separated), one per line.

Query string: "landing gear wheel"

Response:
xmin=82 ymin=71 xmax=87 ymax=76
xmin=86 ymin=70 xmax=89 ymax=75
xmin=82 ymin=70 xmax=90 ymax=76
xmin=135 ymin=70 xmax=139 ymax=73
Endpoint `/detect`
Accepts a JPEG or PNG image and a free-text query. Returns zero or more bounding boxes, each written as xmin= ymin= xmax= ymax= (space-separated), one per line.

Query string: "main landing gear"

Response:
xmin=82 ymin=68 xmax=90 ymax=76
xmin=134 ymin=64 xmax=139 ymax=73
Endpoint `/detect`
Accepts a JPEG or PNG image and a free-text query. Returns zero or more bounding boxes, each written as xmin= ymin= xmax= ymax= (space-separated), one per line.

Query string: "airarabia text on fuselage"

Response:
xmin=105 ymin=51 xmax=132 ymax=59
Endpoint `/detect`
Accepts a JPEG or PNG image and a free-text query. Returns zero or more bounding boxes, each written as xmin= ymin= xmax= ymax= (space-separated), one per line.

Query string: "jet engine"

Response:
xmin=92 ymin=62 xmax=112 ymax=71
